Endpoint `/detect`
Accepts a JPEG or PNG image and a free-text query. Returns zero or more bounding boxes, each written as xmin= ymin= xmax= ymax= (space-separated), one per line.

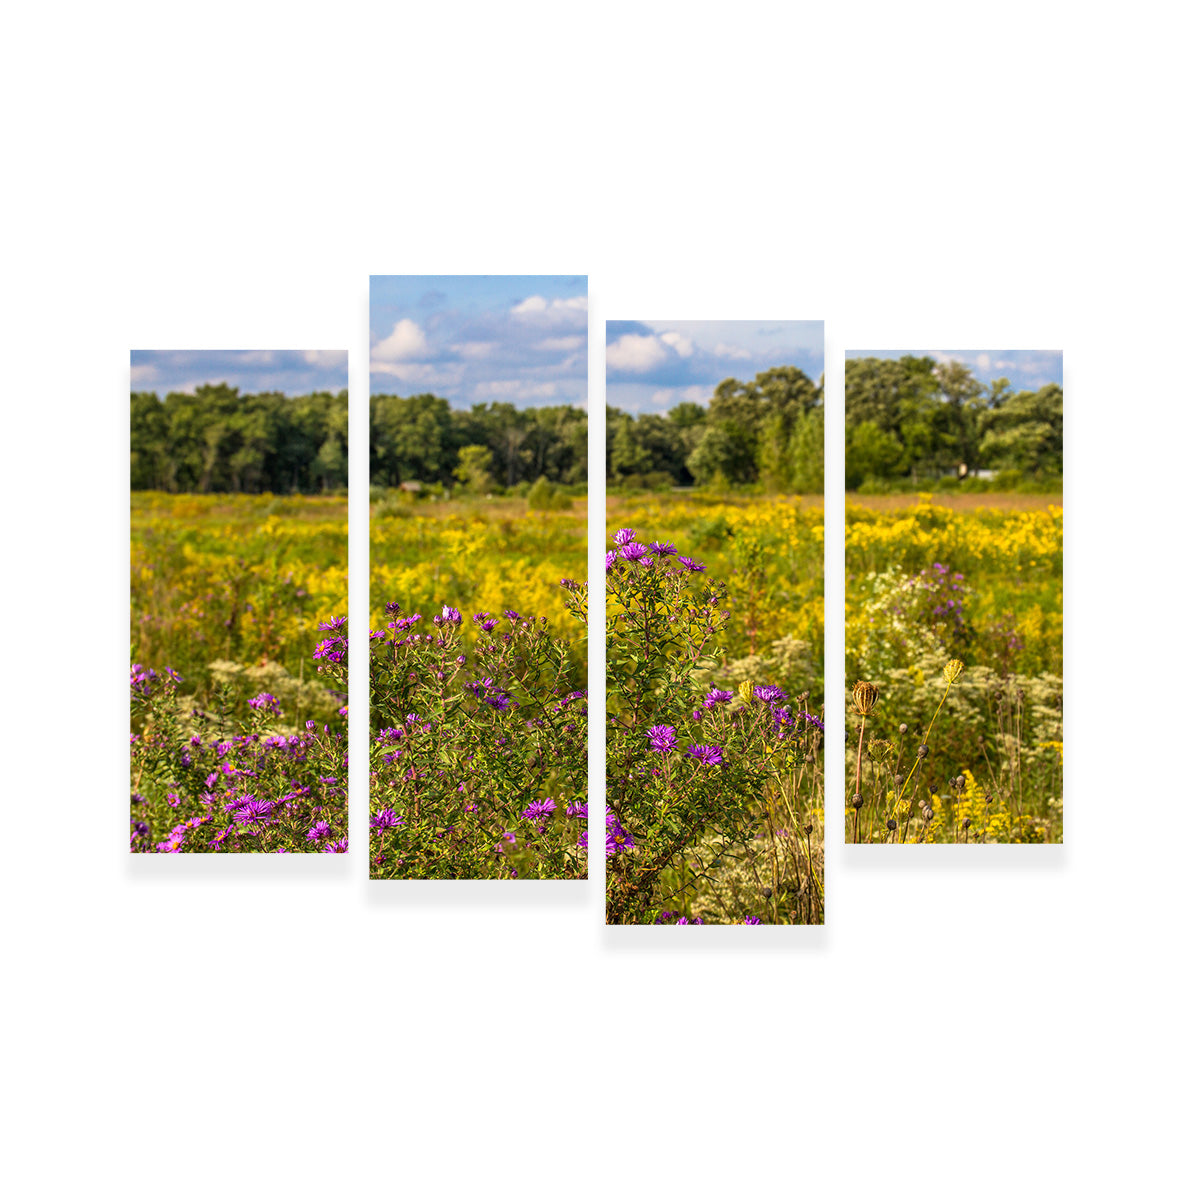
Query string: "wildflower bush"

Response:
xmin=606 ymin=528 xmax=824 ymax=924
xmin=607 ymin=495 xmax=824 ymax=681
xmin=368 ymin=595 xmax=588 ymax=880
xmin=129 ymin=619 xmax=349 ymax=853
xmin=846 ymin=498 xmax=1062 ymax=843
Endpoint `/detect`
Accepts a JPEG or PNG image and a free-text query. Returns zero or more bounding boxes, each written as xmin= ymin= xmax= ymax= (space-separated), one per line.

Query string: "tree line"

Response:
xmin=846 ymin=356 xmax=1063 ymax=489
xmin=607 ymin=366 xmax=824 ymax=491
xmin=131 ymin=385 xmax=348 ymax=493
xmin=370 ymin=395 xmax=587 ymax=489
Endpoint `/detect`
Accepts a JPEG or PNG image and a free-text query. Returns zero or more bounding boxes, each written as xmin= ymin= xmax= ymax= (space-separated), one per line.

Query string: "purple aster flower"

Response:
xmin=577 ymin=830 xmax=588 ymax=850
xmin=306 ymin=820 xmax=332 ymax=841
xmin=677 ymin=556 xmax=705 ymax=572
xmin=234 ymin=797 xmax=274 ymax=824
xmin=248 ymin=692 xmax=281 ymax=713
xmin=743 ymin=916 xmax=763 ymax=924
xmin=646 ymin=724 xmax=677 ymax=752
xmin=613 ymin=527 xmax=636 ymax=546
xmin=132 ymin=821 xmax=149 ymax=837
xmin=686 ymin=744 xmax=724 ymax=766
xmin=317 ymin=616 xmax=347 ymax=632
xmin=520 ymin=797 xmax=557 ymax=822
xmin=648 ymin=541 xmax=676 ymax=556
xmin=799 ymin=712 xmax=825 ymax=733
xmin=754 ymin=684 xmax=788 ymax=704
xmin=384 ymin=601 xmax=402 ymax=616
xmin=703 ymin=688 xmax=734 ymax=709
xmin=322 ymin=839 xmax=348 ymax=853
xmin=605 ymin=550 xmax=619 ymax=573
xmin=620 ymin=542 xmax=648 ymax=561
xmin=370 ymin=809 xmax=403 ymax=832
xmin=605 ymin=807 xmax=635 ymax=856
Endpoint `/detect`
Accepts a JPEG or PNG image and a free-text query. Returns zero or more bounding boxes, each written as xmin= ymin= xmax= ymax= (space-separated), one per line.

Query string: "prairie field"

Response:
xmin=370 ymin=496 xmax=587 ymax=651
xmin=845 ymin=495 xmax=1063 ymax=844
xmin=131 ymin=492 xmax=348 ymax=703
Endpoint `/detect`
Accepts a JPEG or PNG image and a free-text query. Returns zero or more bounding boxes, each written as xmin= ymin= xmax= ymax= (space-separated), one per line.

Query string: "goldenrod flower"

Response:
xmin=852 ymin=680 xmax=878 ymax=715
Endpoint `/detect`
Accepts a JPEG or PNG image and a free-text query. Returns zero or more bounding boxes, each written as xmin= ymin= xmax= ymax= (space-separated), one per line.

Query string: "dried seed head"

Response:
xmin=867 ymin=738 xmax=894 ymax=763
xmin=917 ymin=744 xmax=930 ymax=759
xmin=852 ymin=680 xmax=879 ymax=716
xmin=898 ymin=723 xmax=908 ymax=734
xmin=943 ymin=659 xmax=965 ymax=686
xmin=804 ymin=823 xmax=813 ymax=835
xmin=738 ymin=681 xmax=755 ymax=704
xmin=962 ymin=818 xmax=971 ymax=830
xmin=851 ymin=793 xmax=864 ymax=809
xmin=762 ymin=887 xmax=773 ymax=899
xmin=886 ymin=818 xmax=898 ymax=831
xmin=955 ymin=774 xmax=966 ymax=790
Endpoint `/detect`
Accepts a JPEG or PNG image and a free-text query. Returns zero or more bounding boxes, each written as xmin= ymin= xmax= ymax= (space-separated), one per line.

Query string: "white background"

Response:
xmin=5 ymin=3 xmax=1196 ymax=1198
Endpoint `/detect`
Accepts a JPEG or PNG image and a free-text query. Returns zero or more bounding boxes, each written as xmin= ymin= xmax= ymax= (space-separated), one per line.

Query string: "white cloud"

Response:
xmin=511 ymin=294 xmax=588 ymax=323
xmin=302 ymin=349 xmax=347 ymax=368
xmin=649 ymin=384 xmax=711 ymax=409
xmin=713 ymin=342 xmax=753 ymax=360
xmin=130 ymin=363 xmax=158 ymax=385
xmin=372 ymin=318 xmax=427 ymax=362
xmin=660 ymin=331 xmax=694 ymax=358
xmin=370 ymin=360 xmax=462 ymax=388
xmin=975 ymin=353 xmax=991 ymax=371
xmin=537 ymin=335 xmax=583 ymax=352
xmin=472 ymin=380 xmax=560 ymax=401
xmin=450 ymin=341 xmax=498 ymax=359
xmin=607 ymin=334 xmax=669 ymax=371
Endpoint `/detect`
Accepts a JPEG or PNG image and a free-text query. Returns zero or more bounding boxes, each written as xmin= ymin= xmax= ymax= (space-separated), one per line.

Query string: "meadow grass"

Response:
xmin=131 ymin=491 xmax=348 ymax=704
xmin=370 ymin=496 xmax=587 ymax=681
xmin=845 ymin=496 xmax=1063 ymax=844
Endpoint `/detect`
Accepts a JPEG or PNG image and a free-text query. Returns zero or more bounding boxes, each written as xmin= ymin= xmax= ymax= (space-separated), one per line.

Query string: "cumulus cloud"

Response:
xmin=660 ymin=332 xmax=694 ymax=358
xmin=607 ymin=334 xmax=670 ymax=372
xmin=302 ymin=349 xmax=347 ymax=369
xmin=511 ymin=294 xmax=588 ymax=323
xmin=538 ymin=335 xmax=584 ymax=352
xmin=130 ymin=363 xmax=158 ymax=385
xmin=373 ymin=318 xmax=427 ymax=362
xmin=713 ymin=342 xmax=753 ymax=360
xmin=975 ymin=353 xmax=991 ymax=371
xmin=371 ymin=360 xmax=463 ymax=388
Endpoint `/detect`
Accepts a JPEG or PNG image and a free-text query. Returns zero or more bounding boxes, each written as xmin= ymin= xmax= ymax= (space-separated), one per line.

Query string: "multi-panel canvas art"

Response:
xmin=844 ymin=350 xmax=1063 ymax=845
xmin=130 ymin=350 xmax=349 ymax=853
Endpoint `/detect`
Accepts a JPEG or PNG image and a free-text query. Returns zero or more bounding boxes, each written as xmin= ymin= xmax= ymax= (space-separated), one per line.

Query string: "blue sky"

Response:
xmin=847 ymin=349 xmax=1063 ymax=391
xmin=130 ymin=349 xmax=347 ymax=395
xmin=606 ymin=320 xmax=824 ymax=414
xmin=370 ymin=275 xmax=588 ymax=408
